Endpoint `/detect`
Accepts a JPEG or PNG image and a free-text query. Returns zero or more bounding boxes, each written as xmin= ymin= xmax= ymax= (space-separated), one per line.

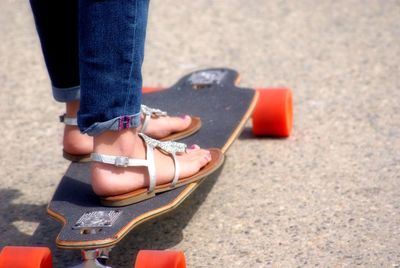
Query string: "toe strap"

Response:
xmin=139 ymin=133 xmax=186 ymax=154
xmin=140 ymin=105 xmax=168 ymax=134
xmin=171 ymin=153 xmax=180 ymax=187
xmin=140 ymin=134 xmax=184 ymax=190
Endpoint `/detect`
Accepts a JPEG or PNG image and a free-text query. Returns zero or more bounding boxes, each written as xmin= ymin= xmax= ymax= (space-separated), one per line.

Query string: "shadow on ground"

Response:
xmin=0 ymin=189 xmax=81 ymax=267
xmin=0 ymin=167 xmax=222 ymax=267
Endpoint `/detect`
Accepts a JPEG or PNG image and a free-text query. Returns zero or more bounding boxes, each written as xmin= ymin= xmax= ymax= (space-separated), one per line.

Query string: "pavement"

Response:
xmin=0 ymin=0 xmax=399 ymax=267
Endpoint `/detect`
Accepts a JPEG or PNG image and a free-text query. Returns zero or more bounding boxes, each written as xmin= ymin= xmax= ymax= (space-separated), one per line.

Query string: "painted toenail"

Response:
xmin=190 ymin=144 xmax=200 ymax=149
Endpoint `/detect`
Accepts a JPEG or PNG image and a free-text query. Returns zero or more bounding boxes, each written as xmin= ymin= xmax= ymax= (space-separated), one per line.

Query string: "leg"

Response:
xmin=78 ymin=0 xmax=217 ymax=202
xmin=29 ymin=0 xmax=197 ymax=161
xmin=29 ymin=0 xmax=92 ymax=156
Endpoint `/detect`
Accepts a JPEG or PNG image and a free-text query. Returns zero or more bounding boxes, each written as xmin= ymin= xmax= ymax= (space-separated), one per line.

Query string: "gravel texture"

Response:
xmin=0 ymin=0 xmax=399 ymax=267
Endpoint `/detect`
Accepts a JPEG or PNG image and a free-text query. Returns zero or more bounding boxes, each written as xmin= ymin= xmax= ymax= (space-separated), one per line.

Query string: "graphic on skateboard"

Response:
xmin=0 ymin=68 xmax=293 ymax=268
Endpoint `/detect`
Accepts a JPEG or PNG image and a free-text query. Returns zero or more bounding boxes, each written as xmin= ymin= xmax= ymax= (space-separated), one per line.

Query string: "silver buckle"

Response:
xmin=114 ymin=156 xmax=129 ymax=167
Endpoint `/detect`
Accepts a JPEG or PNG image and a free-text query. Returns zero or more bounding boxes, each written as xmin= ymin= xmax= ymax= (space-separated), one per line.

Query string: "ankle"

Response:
xmin=93 ymin=128 xmax=140 ymax=157
xmin=66 ymin=101 xmax=80 ymax=118
xmin=63 ymin=125 xmax=93 ymax=155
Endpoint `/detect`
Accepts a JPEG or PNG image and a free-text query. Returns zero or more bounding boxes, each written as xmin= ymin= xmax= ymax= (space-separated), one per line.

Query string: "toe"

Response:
xmin=188 ymin=144 xmax=201 ymax=150
xmin=168 ymin=115 xmax=192 ymax=131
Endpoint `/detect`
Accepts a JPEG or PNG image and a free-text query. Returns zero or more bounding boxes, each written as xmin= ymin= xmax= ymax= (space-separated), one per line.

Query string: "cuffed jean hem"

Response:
xmin=52 ymin=85 xmax=80 ymax=102
xmin=81 ymin=112 xmax=141 ymax=137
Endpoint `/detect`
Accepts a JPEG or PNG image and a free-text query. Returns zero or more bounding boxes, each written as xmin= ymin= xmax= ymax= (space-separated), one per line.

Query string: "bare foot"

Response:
xmin=63 ymin=101 xmax=92 ymax=156
xmin=63 ymin=125 xmax=93 ymax=156
xmin=91 ymin=129 xmax=212 ymax=197
xmin=140 ymin=114 xmax=192 ymax=139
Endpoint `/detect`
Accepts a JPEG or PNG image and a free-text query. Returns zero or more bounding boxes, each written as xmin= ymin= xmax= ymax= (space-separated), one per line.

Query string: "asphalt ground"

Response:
xmin=0 ymin=0 xmax=399 ymax=267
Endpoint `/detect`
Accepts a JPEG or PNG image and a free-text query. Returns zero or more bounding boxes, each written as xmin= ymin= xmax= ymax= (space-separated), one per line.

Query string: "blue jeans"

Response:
xmin=30 ymin=0 xmax=149 ymax=136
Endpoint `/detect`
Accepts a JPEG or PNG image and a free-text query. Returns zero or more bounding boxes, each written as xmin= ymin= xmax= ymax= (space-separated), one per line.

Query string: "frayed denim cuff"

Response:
xmin=52 ymin=85 xmax=81 ymax=102
xmin=81 ymin=113 xmax=141 ymax=136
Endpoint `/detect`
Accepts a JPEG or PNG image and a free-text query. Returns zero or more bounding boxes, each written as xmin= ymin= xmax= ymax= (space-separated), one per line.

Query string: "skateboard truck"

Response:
xmin=68 ymin=212 xmax=119 ymax=267
xmin=70 ymin=248 xmax=112 ymax=268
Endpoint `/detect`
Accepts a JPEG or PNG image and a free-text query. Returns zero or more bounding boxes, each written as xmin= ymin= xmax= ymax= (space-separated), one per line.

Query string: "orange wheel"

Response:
xmin=142 ymin=87 xmax=165 ymax=94
xmin=0 ymin=246 xmax=52 ymax=268
xmin=134 ymin=250 xmax=186 ymax=268
xmin=252 ymin=88 xmax=293 ymax=137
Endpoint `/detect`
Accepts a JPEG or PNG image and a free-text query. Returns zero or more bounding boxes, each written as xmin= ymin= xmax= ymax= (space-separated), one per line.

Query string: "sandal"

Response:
xmin=91 ymin=133 xmax=224 ymax=206
xmin=140 ymin=105 xmax=201 ymax=141
xmin=61 ymin=105 xmax=202 ymax=162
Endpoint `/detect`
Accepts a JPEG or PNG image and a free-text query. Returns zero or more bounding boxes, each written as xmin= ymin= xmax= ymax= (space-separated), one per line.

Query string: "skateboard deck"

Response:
xmin=47 ymin=68 xmax=258 ymax=251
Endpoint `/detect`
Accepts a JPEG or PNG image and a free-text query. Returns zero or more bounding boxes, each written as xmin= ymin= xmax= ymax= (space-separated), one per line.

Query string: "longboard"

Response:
xmin=1 ymin=68 xmax=293 ymax=267
xmin=47 ymin=68 xmax=258 ymax=251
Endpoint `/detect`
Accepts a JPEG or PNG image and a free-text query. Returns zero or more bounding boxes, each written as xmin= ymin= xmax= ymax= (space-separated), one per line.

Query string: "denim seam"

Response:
xmin=124 ymin=0 xmax=139 ymax=116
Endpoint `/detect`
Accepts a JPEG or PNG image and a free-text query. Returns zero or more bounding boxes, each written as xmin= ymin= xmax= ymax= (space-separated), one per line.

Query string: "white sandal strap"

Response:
xmin=91 ymin=134 xmax=186 ymax=193
xmin=140 ymin=105 xmax=168 ymax=134
xmin=140 ymin=133 xmax=184 ymax=190
xmin=171 ymin=153 xmax=180 ymax=187
xmin=91 ymin=153 xmax=149 ymax=168
xmin=59 ymin=114 xmax=77 ymax=126
xmin=141 ymin=115 xmax=151 ymax=134
xmin=145 ymin=141 xmax=156 ymax=192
